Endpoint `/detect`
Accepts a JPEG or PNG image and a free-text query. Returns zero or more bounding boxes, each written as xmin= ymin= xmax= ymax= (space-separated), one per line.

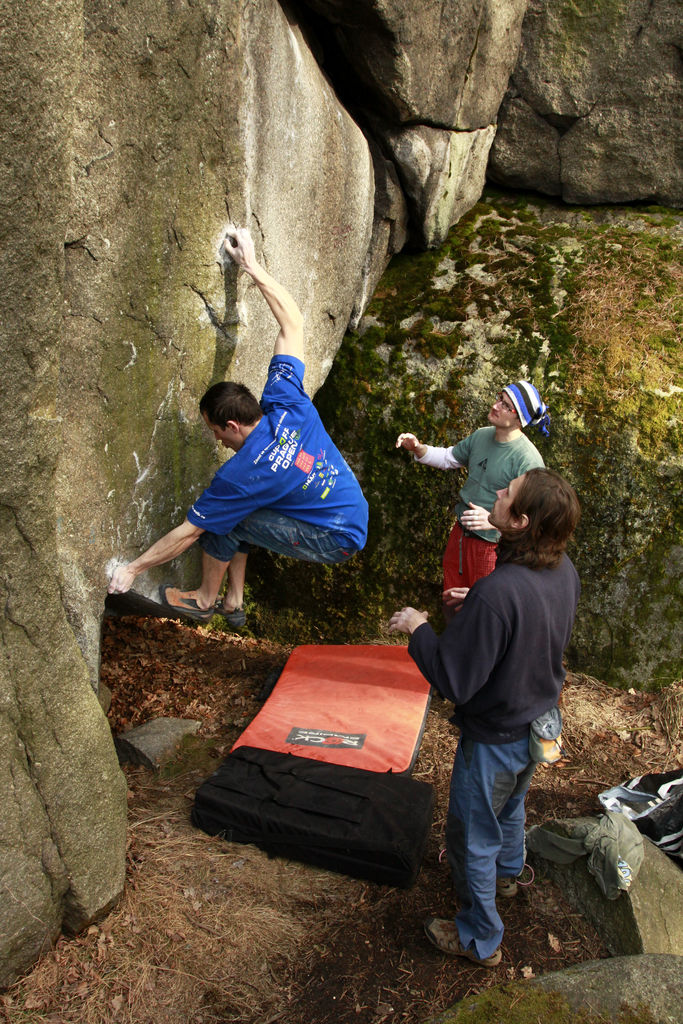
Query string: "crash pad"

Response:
xmin=232 ymin=644 xmax=432 ymax=774
xmin=192 ymin=745 xmax=434 ymax=887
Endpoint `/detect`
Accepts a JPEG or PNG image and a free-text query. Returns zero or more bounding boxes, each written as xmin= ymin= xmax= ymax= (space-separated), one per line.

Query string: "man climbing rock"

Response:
xmin=396 ymin=381 xmax=549 ymax=618
xmin=108 ymin=226 xmax=368 ymax=626
xmin=388 ymin=468 xmax=580 ymax=968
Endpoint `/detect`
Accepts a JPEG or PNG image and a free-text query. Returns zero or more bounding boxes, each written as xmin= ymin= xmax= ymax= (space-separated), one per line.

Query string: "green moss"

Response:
xmin=431 ymin=982 xmax=659 ymax=1024
xmin=246 ymin=191 xmax=682 ymax=688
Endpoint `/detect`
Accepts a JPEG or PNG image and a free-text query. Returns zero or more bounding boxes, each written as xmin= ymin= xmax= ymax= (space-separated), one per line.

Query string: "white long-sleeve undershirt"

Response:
xmin=415 ymin=445 xmax=463 ymax=471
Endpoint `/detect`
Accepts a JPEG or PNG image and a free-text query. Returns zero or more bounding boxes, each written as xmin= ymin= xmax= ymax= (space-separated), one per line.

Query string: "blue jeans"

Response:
xmin=198 ymin=508 xmax=359 ymax=565
xmin=445 ymin=735 xmax=536 ymax=960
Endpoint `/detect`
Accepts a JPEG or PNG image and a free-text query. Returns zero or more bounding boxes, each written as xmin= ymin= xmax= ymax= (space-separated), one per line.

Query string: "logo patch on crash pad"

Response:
xmin=286 ymin=727 xmax=366 ymax=749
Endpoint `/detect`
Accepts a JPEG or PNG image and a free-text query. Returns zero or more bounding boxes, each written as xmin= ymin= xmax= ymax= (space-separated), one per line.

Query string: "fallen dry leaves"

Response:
xmin=2 ymin=617 xmax=681 ymax=1024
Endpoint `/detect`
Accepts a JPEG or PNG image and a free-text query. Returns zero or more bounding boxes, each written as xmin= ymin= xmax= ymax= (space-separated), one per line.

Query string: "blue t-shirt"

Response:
xmin=187 ymin=356 xmax=368 ymax=549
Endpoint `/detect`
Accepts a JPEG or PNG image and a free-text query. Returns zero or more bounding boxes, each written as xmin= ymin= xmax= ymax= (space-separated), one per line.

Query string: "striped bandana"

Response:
xmin=503 ymin=381 xmax=551 ymax=437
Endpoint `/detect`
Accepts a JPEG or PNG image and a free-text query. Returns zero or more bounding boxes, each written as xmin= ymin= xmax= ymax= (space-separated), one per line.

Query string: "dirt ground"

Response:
xmin=2 ymin=615 xmax=681 ymax=1024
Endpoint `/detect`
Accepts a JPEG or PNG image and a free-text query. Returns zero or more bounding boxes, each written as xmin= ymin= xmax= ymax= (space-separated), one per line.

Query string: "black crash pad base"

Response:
xmin=192 ymin=745 xmax=434 ymax=888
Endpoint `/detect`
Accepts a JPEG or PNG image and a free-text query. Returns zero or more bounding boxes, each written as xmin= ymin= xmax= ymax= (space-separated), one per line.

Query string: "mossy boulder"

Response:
xmin=428 ymin=956 xmax=682 ymax=1024
xmin=247 ymin=190 xmax=682 ymax=691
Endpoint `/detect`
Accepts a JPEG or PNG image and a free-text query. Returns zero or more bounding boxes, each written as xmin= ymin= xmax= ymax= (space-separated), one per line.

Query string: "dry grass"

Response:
xmin=1 ymin=770 xmax=363 ymax=1024
xmin=562 ymin=673 xmax=649 ymax=737
xmin=658 ymin=680 xmax=683 ymax=748
xmin=560 ymin=672 xmax=681 ymax=785
xmin=567 ymin=250 xmax=681 ymax=401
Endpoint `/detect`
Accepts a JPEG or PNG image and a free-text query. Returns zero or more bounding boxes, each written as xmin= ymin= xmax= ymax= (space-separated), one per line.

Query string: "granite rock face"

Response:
xmin=60 ymin=0 xmax=375 ymax=688
xmin=0 ymin=0 xmax=128 ymax=988
xmin=489 ymin=0 xmax=683 ymax=205
xmin=2 ymin=0 xmax=376 ymax=985
xmin=429 ymin=956 xmax=683 ymax=1024
xmin=302 ymin=0 xmax=527 ymax=245
xmin=382 ymin=123 xmax=497 ymax=248
xmin=528 ymin=956 xmax=683 ymax=1024
xmin=299 ymin=0 xmax=527 ymax=128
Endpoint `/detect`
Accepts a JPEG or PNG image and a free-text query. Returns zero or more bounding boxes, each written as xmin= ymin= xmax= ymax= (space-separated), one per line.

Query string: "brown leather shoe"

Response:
xmin=423 ymin=917 xmax=502 ymax=967
xmin=496 ymin=876 xmax=518 ymax=898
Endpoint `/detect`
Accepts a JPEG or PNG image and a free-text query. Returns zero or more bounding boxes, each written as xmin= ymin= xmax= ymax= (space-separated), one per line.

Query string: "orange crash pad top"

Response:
xmin=232 ymin=644 xmax=432 ymax=774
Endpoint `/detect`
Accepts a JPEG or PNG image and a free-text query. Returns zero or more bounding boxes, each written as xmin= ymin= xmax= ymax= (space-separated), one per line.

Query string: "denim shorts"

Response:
xmin=198 ymin=508 xmax=359 ymax=565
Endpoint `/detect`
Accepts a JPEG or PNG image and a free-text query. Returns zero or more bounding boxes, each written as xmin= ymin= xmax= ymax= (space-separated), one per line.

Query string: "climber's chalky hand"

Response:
xmin=222 ymin=224 xmax=256 ymax=271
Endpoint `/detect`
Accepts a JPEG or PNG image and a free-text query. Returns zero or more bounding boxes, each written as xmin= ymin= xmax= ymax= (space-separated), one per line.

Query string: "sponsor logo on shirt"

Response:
xmin=267 ymin=426 xmax=301 ymax=473
xmin=299 ymin=448 xmax=340 ymax=498
xmin=295 ymin=450 xmax=314 ymax=474
xmin=269 ymin=362 xmax=296 ymax=384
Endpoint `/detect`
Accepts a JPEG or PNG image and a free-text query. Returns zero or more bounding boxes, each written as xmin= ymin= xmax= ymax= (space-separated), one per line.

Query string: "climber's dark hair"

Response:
xmin=199 ymin=382 xmax=262 ymax=427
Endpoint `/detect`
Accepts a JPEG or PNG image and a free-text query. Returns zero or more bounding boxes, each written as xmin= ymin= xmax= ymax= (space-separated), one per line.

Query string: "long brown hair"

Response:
xmin=496 ymin=468 xmax=580 ymax=570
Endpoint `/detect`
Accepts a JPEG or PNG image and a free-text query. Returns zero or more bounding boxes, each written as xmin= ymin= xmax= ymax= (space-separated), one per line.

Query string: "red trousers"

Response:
xmin=443 ymin=521 xmax=497 ymax=592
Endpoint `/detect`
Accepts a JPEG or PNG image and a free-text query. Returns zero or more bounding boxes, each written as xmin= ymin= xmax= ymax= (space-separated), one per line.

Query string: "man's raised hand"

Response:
xmin=396 ymin=432 xmax=422 ymax=454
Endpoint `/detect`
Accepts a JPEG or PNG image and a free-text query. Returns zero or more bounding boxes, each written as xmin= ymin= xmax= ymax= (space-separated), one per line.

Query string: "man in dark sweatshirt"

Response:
xmin=388 ymin=468 xmax=581 ymax=968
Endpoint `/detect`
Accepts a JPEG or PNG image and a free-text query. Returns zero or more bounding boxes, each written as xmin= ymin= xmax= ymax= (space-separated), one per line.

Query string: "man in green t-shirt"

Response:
xmin=396 ymin=381 xmax=549 ymax=618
